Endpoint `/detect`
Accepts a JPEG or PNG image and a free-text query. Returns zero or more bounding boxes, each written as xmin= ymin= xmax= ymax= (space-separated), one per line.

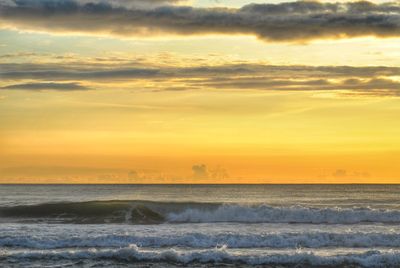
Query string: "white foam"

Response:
xmin=3 ymin=245 xmax=400 ymax=267
xmin=2 ymin=231 xmax=400 ymax=249
xmin=167 ymin=204 xmax=400 ymax=224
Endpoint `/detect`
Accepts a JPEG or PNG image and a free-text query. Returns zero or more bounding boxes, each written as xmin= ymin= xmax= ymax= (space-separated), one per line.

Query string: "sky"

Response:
xmin=0 ymin=0 xmax=400 ymax=183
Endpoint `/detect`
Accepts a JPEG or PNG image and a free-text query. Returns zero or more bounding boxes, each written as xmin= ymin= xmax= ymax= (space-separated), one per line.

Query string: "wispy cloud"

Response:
xmin=1 ymin=0 xmax=400 ymax=41
xmin=1 ymin=82 xmax=89 ymax=91
xmin=2 ymin=62 xmax=400 ymax=80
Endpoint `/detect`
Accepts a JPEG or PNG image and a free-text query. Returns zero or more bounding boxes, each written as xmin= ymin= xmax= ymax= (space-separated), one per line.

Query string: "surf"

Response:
xmin=2 ymin=230 xmax=400 ymax=249
xmin=2 ymin=200 xmax=400 ymax=224
xmin=2 ymin=245 xmax=400 ymax=267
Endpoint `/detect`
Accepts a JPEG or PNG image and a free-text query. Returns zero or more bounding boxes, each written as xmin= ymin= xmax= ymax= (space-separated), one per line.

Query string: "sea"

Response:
xmin=0 ymin=184 xmax=400 ymax=267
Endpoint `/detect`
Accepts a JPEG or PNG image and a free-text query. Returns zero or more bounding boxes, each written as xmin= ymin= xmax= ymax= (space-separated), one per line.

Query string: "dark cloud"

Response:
xmin=78 ymin=0 xmax=184 ymax=7
xmin=1 ymin=82 xmax=89 ymax=90
xmin=0 ymin=0 xmax=182 ymax=8
xmin=1 ymin=0 xmax=400 ymax=41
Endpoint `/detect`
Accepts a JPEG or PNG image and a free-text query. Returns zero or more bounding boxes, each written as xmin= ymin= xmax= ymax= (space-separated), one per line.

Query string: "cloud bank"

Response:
xmin=1 ymin=0 xmax=400 ymax=41
xmin=1 ymin=62 xmax=399 ymax=95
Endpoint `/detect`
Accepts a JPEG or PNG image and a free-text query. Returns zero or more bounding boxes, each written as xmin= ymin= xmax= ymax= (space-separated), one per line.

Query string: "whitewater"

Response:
xmin=1 ymin=184 xmax=400 ymax=267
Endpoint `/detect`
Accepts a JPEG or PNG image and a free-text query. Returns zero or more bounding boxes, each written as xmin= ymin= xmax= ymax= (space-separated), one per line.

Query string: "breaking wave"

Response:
xmin=2 ymin=245 xmax=400 ymax=267
xmin=2 ymin=200 xmax=400 ymax=224
xmin=2 ymin=231 xmax=400 ymax=249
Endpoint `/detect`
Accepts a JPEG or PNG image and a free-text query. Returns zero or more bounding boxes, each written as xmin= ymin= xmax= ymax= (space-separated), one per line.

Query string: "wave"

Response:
xmin=0 ymin=200 xmax=167 ymax=224
xmin=2 ymin=245 xmax=400 ymax=267
xmin=2 ymin=200 xmax=400 ymax=224
xmin=167 ymin=204 xmax=400 ymax=224
xmin=2 ymin=231 xmax=400 ymax=249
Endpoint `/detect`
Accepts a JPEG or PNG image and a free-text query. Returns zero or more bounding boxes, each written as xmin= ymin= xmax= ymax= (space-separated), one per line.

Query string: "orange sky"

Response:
xmin=1 ymin=0 xmax=400 ymax=183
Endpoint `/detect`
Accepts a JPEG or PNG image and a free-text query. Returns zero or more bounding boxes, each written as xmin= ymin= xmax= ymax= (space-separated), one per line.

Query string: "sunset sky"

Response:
xmin=1 ymin=0 xmax=400 ymax=183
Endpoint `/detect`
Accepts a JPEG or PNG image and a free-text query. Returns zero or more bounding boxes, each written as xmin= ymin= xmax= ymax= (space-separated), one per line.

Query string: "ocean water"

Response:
xmin=0 ymin=184 xmax=400 ymax=267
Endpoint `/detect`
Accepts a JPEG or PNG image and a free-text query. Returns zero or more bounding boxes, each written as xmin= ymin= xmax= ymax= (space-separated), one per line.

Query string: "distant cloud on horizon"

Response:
xmin=192 ymin=164 xmax=209 ymax=179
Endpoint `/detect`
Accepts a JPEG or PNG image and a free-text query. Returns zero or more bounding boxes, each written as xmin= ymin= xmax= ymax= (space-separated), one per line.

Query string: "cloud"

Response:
xmin=0 ymin=165 xmax=124 ymax=176
xmin=78 ymin=0 xmax=184 ymax=7
xmin=209 ymin=165 xmax=229 ymax=180
xmin=1 ymin=82 xmax=89 ymax=91
xmin=332 ymin=169 xmax=371 ymax=178
xmin=0 ymin=64 xmax=161 ymax=80
xmin=1 ymin=0 xmax=400 ymax=41
xmin=191 ymin=164 xmax=230 ymax=180
xmin=333 ymin=169 xmax=347 ymax=178
xmin=0 ymin=52 xmax=38 ymax=59
xmin=192 ymin=164 xmax=208 ymax=179
xmin=0 ymin=0 xmax=183 ymax=8
xmin=1 ymin=62 xmax=399 ymax=96
xmin=192 ymin=76 xmax=400 ymax=94
xmin=2 ymin=63 xmax=400 ymax=80
xmin=128 ymin=170 xmax=139 ymax=179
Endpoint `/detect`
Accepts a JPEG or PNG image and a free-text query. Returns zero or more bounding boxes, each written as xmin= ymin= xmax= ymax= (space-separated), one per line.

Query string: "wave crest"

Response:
xmin=167 ymin=204 xmax=400 ymax=224
xmin=2 ymin=200 xmax=400 ymax=224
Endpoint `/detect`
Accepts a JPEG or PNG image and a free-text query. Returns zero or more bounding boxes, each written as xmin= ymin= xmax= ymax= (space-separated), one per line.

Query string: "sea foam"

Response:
xmin=2 ymin=231 xmax=400 ymax=249
xmin=167 ymin=204 xmax=400 ymax=224
xmin=3 ymin=245 xmax=400 ymax=267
